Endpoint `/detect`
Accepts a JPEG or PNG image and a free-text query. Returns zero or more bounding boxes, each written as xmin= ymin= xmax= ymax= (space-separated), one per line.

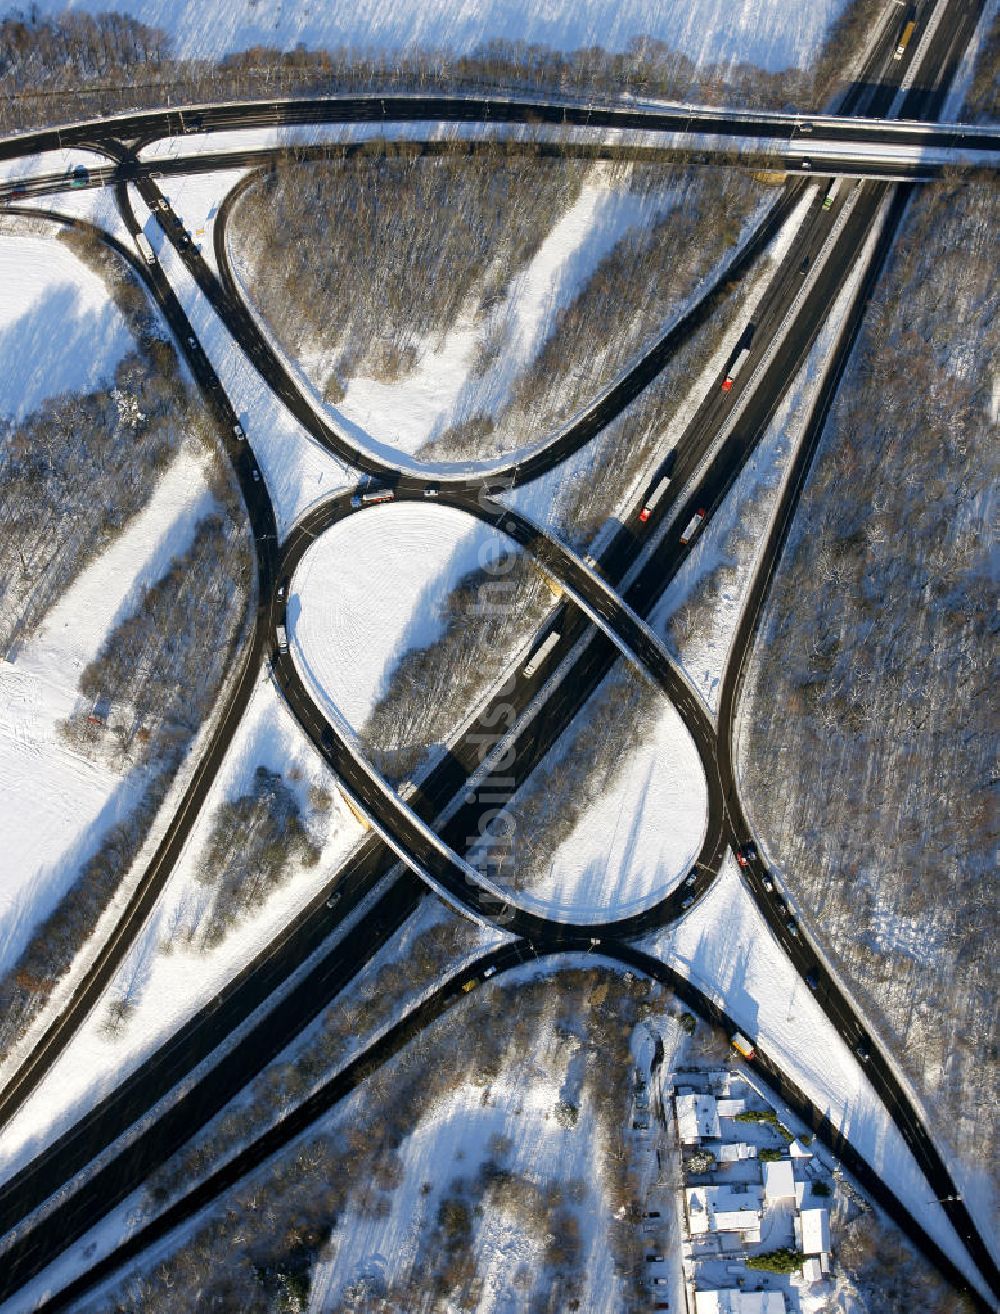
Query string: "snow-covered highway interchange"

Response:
xmin=0 ymin=0 xmax=997 ymax=1310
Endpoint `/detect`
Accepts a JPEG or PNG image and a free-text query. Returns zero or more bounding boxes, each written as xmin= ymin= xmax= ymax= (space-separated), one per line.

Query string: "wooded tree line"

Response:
xmin=961 ymin=8 xmax=999 ymax=121
xmin=449 ymin=165 xmax=764 ymax=464
xmin=0 ymin=508 xmax=251 ymax=1064
xmin=474 ymin=658 xmax=663 ymax=897
xmin=0 ymin=224 xmax=252 ymax=1066
xmin=230 ymin=150 xmax=585 ymax=395
xmin=0 ymin=0 xmax=888 ymax=137
xmin=193 ymin=766 xmax=320 ymax=950
xmin=360 ymin=549 xmax=552 ymax=784
xmin=740 ymin=179 xmax=999 ymax=1185
xmin=65 ymin=506 xmax=250 ymax=765
xmin=0 ymin=224 xmax=233 ymax=663
xmin=232 ymin=150 xmax=765 ymax=471
xmin=0 ymin=227 xmax=196 ymax=659
xmin=0 ymin=8 xmax=166 ymax=86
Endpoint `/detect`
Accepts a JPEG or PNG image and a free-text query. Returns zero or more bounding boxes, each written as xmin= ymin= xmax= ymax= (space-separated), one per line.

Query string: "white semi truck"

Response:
xmin=639 ymin=474 xmax=671 ymax=524
xmin=680 ymin=509 xmax=707 ymax=545
xmin=524 ymin=631 xmax=561 ymax=678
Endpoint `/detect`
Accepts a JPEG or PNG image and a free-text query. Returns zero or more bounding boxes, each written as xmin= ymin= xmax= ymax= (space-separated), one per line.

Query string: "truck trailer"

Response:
xmin=351 ymin=486 xmax=395 ymax=509
xmin=731 ymin=1032 xmax=756 ymax=1060
xmin=524 ymin=631 xmax=561 ymax=678
xmin=894 ymin=10 xmax=917 ymax=59
xmin=679 ymin=509 xmax=707 ymax=545
xmin=639 ymin=474 xmax=671 ymax=524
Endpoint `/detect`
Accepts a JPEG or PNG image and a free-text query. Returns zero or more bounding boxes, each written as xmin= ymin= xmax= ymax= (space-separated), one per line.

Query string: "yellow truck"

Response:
xmin=894 ymin=10 xmax=917 ymax=60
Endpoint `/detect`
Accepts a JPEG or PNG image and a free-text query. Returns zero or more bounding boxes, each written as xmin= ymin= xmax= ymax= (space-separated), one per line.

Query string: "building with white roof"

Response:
xmin=716 ymin=1097 xmax=747 ymax=1118
xmin=694 ymin=1290 xmax=786 ymax=1314
xmin=686 ymin=1184 xmax=763 ymax=1239
xmin=718 ymin=1141 xmax=757 ymax=1164
xmin=797 ymin=1206 xmax=832 ymax=1256
xmin=677 ymin=1091 xmax=721 ymax=1143
xmin=763 ymin=1158 xmax=796 ymax=1203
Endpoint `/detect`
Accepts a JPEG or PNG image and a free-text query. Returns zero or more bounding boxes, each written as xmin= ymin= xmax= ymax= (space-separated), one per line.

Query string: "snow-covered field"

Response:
xmin=0 ymin=231 xmax=131 ymax=420
xmin=310 ymin=998 xmax=622 ymax=1310
xmin=642 ymin=858 xmax=989 ymax=1302
xmin=155 ymin=168 xmax=249 ymax=279
xmin=302 ymin=957 xmax=673 ymax=1314
xmin=326 ymin=173 xmax=683 ymax=465
xmin=290 ymin=501 xmax=510 ymax=735
xmin=0 ymin=218 xmax=224 ymax=985
xmin=0 ymin=150 xmax=104 ymax=187
xmin=16 ymin=184 xmax=132 ymax=249
xmin=0 ymin=676 xmax=363 ymax=1188
xmin=482 ymin=676 xmax=708 ymax=924
xmin=28 ymin=0 xmax=850 ymax=71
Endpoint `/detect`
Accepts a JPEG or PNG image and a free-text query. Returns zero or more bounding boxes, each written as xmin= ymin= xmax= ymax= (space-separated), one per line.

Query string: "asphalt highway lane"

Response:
xmin=2 ymin=81 xmax=998 ymax=172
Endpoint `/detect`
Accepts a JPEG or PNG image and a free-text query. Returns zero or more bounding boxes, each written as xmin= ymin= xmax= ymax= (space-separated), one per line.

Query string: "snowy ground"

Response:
xmin=480 ymin=674 xmax=709 ymax=925
xmin=650 ymin=185 xmax=888 ymax=716
xmin=641 ymin=857 xmax=990 ymax=1303
xmin=128 ymin=186 xmax=352 ymax=534
xmin=0 ymin=676 xmax=363 ymax=1188
xmin=0 ymin=149 xmax=104 ymax=187
xmin=0 ymin=446 xmax=215 ymax=975
xmin=321 ymin=172 xmax=683 ymax=464
xmin=0 ymin=229 xmax=131 ymax=420
xmin=155 ymin=168 xmax=249 ymax=279
xmin=289 ymin=501 xmax=512 ymax=736
xmin=308 ymin=961 xmax=627 ymax=1314
xmin=28 ymin=0 xmax=850 ymax=71
xmin=16 ymin=184 xmax=132 ymax=249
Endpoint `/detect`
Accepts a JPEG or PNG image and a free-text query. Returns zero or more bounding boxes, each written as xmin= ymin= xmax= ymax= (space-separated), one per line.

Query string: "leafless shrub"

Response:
xmin=190 ymin=767 xmax=321 ymax=949
xmin=361 ymin=549 xmax=552 ymax=783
